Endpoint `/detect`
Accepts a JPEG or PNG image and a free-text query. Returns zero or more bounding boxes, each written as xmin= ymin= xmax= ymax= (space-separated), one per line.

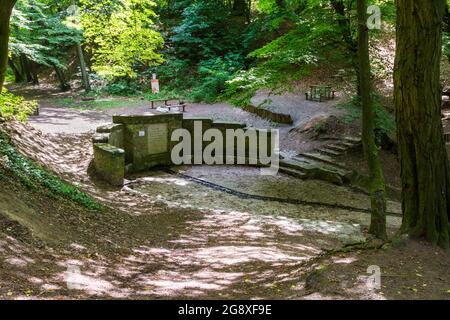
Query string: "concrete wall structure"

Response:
xmin=92 ymin=113 xmax=276 ymax=185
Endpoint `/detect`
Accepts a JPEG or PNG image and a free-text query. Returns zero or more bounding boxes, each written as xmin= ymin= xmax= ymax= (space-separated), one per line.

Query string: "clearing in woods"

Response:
xmin=1 ymin=86 xmax=449 ymax=300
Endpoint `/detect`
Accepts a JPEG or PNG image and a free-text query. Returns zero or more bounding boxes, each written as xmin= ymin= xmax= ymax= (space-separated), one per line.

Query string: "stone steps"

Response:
xmin=279 ymin=157 xmax=353 ymax=185
xmin=326 ymin=144 xmax=348 ymax=152
xmin=297 ymin=152 xmax=347 ymax=169
xmin=334 ymin=140 xmax=357 ymax=148
xmin=317 ymin=147 xmax=342 ymax=157
xmin=279 ymin=167 xmax=308 ymax=179
xmin=277 ymin=135 xmax=362 ymax=185
xmin=343 ymin=136 xmax=362 ymax=144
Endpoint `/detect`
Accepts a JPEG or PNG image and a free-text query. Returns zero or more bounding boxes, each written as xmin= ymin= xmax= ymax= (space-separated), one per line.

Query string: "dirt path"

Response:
xmin=18 ymin=84 xmax=348 ymax=155
xmin=251 ymin=90 xmax=345 ymax=125
xmin=2 ymin=121 xmax=392 ymax=300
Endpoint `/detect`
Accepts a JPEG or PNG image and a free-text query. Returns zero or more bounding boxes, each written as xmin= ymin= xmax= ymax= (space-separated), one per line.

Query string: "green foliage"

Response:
xmin=223 ymin=1 xmax=352 ymax=105
xmin=188 ymin=54 xmax=244 ymax=103
xmin=444 ymin=33 xmax=450 ymax=59
xmin=80 ymin=0 xmax=164 ymax=79
xmin=10 ymin=0 xmax=81 ymax=68
xmin=170 ymin=0 xmax=241 ymax=62
xmin=0 ymin=90 xmax=38 ymax=121
xmin=5 ymin=68 xmax=15 ymax=83
xmin=54 ymin=96 xmax=141 ymax=110
xmin=221 ymin=69 xmax=266 ymax=106
xmin=0 ymin=131 xmax=100 ymax=210
xmin=5 ymin=0 xmax=398 ymax=105
xmin=155 ymin=58 xmax=194 ymax=92
xmin=144 ymin=88 xmax=187 ymax=101
xmin=105 ymin=80 xmax=142 ymax=96
xmin=337 ymin=95 xmax=395 ymax=143
xmin=374 ymin=0 xmax=396 ymax=24
xmin=153 ymin=0 xmax=253 ymax=103
xmin=155 ymin=54 xmax=245 ymax=103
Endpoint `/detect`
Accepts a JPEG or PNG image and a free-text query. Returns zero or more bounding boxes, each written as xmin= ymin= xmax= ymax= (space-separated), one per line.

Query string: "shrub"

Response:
xmin=105 ymin=80 xmax=142 ymax=96
xmin=0 ymin=90 xmax=38 ymax=121
xmin=337 ymin=95 xmax=396 ymax=145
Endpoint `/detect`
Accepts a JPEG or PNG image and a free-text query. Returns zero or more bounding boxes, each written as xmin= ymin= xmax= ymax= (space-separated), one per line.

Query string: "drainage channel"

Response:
xmin=163 ymin=169 xmax=402 ymax=218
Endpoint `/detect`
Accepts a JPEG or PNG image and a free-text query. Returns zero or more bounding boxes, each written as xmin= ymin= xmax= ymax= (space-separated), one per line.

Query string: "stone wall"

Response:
xmin=113 ymin=113 xmax=183 ymax=172
xmin=93 ymin=143 xmax=125 ymax=186
xmin=93 ymin=113 xmax=277 ymax=185
xmin=242 ymin=104 xmax=293 ymax=125
xmin=179 ymin=118 xmax=275 ymax=165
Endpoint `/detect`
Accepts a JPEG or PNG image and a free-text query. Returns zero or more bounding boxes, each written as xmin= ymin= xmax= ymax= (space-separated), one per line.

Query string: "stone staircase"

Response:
xmin=279 ymin=136 xmax=362 ymax=185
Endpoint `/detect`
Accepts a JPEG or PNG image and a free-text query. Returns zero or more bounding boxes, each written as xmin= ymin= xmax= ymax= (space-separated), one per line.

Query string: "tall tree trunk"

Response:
xmin=0 ymin=0 xmax=16 ymax=93
xmin=357 ymin=0 xmax=387 ymax=240
xmin=29 ymin=60 xmax=39 ymax=85
xmin=77 ymin=44 xmax=90 ymax=92
xmin=20 ymin=54 xmax=33 ymax=83
xmin=8 ymin=58 xmax=23 ymax=83
xmin=330 ymin=0 xmax=359 ymax=93
xmin=394 ymin=0 xmax=450 ymax=248
xmin=53 ymin=65 xmax=70 ymax=92
xmin=72 ymin=0 xmax=90 ymax=92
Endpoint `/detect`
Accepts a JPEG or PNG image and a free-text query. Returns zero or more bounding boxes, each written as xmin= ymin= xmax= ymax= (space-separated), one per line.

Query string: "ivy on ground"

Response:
xmin=0 ymin=132 xmax=100 ymax=210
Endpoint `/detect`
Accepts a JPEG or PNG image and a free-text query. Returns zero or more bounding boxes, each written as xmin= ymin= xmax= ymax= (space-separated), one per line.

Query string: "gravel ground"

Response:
xmin=13 ymin=84 xmax=344 ymax=154
xmin=1 ymin=85 xmax=447 ymax=301
xmin=251 ymin=90 xmax=345 ymax=126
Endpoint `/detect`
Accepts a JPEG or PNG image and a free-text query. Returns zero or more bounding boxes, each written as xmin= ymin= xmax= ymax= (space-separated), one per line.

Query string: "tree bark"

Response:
xmin=8 ymin=58 xmax=23 ymax=83
xmin=72 ymin=0 xmax=91 ymax=92
xmin=29 ymin=60 xmax=39 ymax=85
xmin=77 ymin=44 xmax=90 ymax=92
xmin=20 ymin=54 xmax=33 ymax=83
xmin=54 ymin=65 xmax=71 ymax=91
xmin=394 ymin=0 xmax=450 ymax=248
xmin=330 ymin=0 xmax=359 ymax=93
xmin=0 ymin=0 xmax=16 ymax=92
xmin=357 ymin=0 xmax=387 ymax=240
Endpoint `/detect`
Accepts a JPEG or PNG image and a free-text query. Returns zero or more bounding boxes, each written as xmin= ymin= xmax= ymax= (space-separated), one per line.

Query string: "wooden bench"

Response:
xmin=166 ymin=104 xmax=187 ymax=113
xmin=150 ymin=98 xmax=185 ymax=108
xmin=306 ymin=86 xmax=336 ymax=102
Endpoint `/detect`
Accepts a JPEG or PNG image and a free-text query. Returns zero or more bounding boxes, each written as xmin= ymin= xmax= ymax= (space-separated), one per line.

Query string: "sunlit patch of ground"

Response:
xmin=1 ymin=119 xmax=409 ymax=299
xmin=3 ymin=95 xmax=429 ymax=300
xmin=303 ymin=240 xmax=450 ymax=300
xmin=127 ymin=167 xmax=402 ymax=243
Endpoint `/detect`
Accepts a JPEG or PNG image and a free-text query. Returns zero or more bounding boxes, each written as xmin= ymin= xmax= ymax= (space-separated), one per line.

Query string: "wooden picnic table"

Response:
xmin=150 ymin=98 xmax=185 ymax=109
xmin=306 ymin=85 xmax=335 ymax=102
xmin=166 ymin=104 xmax=187 ymax=113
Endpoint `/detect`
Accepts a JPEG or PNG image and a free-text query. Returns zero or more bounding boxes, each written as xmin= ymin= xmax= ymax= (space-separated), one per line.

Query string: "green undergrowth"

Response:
xmin=0 ymin=132 xmax=100 ymax=210
xmin=54 ymin=97 xmax=141 ymax=110
xmin=337 ymin=95 xmax=395 ymax=144
xmin=143 ymin=89 xmax=189 ymax=102
xmin=0 ymin=89 xmax=38 ymax=121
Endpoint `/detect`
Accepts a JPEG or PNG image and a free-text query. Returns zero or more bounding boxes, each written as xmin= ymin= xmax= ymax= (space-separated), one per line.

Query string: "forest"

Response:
xmin=0 ymin=0 xmax=449 ymax=302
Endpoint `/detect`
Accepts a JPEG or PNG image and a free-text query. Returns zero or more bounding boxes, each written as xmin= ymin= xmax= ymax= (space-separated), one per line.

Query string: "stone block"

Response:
xmin=96 ymin=123 xmax=124 ymax=134
xmin=109 ymin=128 xmax=124 ymax=149
xmin=212 ymin=121 xmax=246 ymax=131
xmin=93 ymin=143 xmax=125 ymax=186
xmin=92 ymin=133 xmax=110 ymax=144
xmin=113 ymin=113 xmax=183 ymax=125
xmin=113 ymin=113 xmax=183 ymax=171
xmin=182 ymin=117 xmax=213 ymax=134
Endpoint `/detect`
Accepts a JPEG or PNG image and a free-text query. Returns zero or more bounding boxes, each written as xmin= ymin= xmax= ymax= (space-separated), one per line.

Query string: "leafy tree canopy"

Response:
xmin=79 ymin=0 xmax=164 ymax=79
